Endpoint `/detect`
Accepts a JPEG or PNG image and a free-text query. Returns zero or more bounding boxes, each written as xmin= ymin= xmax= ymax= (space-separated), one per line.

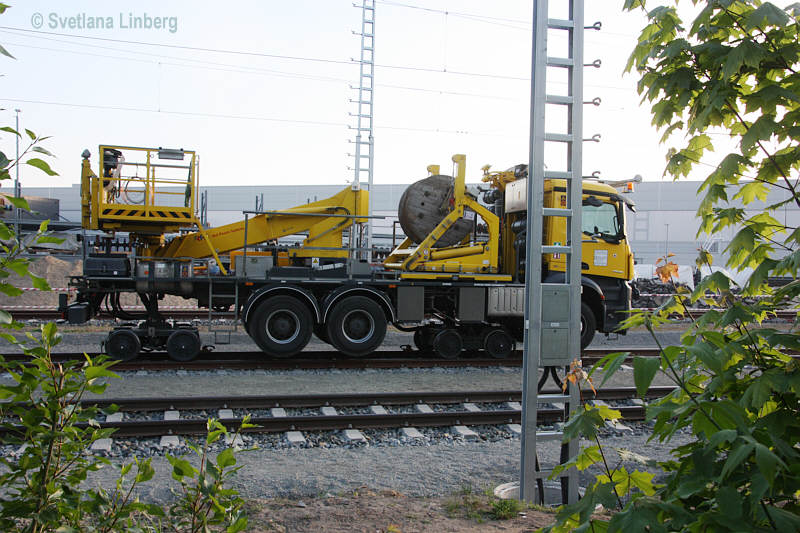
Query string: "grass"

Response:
xmin=442 ymin=484 xmax=525 ymax=523
xmin=490 ymin=498 xmax=522 ymax=520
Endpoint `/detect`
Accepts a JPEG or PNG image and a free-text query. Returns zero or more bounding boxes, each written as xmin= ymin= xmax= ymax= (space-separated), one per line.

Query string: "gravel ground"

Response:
xmin=0 ymin=325 xmax=706 ymax=505
xmin=78 ymin=423 xmax=690 ymax=504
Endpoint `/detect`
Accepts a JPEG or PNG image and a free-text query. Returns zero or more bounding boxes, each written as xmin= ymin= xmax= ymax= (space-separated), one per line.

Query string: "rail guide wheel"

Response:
xmin=166 ymin=329 xmax=201 ymax=362
xmin=105 ymin=329 xmax=141 ymax=361
xmin=433 ymin=329 xmax=463 ymax=359
xmin=483 ymin=328 xmax=515 ymax=359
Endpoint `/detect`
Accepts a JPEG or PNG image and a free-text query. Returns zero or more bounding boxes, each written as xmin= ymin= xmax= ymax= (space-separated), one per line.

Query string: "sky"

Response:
xmin=0 ymin=0 xmax=779 ymax=191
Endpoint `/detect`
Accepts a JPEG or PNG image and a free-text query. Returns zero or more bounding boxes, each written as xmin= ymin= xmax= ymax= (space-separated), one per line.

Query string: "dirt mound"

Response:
xmin=0 ymin=256 xmax=196 ymax=311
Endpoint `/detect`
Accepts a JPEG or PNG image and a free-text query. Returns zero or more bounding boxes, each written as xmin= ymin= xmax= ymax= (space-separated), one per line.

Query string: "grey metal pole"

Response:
xmin=520 ymin=0 xmax=548 ymax=503
xmin=14 ymin=108 xmax=20 ymax=240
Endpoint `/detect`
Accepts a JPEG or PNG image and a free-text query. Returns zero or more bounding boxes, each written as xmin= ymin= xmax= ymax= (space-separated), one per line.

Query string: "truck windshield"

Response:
xmin=583 ymin=202 xmax=621 ymax=241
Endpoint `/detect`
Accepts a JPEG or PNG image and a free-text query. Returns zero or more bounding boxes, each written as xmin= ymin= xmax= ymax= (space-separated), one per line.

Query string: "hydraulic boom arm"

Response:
xmin=151 ymin=186 xmax=368 ymax=259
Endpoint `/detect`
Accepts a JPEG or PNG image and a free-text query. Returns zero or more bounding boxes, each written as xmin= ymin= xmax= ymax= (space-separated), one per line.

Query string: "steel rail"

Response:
xmin=0 ymin=388 xmax=664 ymax=438
xmin=79 ymin=386 xmax=675 ymax=412
xmin=0 ymin=406 xmax=646 ymax=438
xmin=4 ymin=348 xmax=796 ymax=371
xmin=1 ymin=350 xmax=525 ymax=370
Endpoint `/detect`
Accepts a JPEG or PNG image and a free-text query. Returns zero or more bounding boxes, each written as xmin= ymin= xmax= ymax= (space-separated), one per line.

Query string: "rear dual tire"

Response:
xmin=326 ymin=296 xmax=387 ymax=357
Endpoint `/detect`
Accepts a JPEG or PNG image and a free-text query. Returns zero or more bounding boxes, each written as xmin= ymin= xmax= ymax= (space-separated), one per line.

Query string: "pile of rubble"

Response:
xmin=632 ymin=277 xmax=693 ymax=309
xmin=0 ymin=256 xmax=196 ymax=310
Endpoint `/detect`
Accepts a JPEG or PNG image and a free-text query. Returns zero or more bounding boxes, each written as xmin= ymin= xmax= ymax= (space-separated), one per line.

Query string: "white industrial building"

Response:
xmin=17 ymin=180 xmax=800 ymax=272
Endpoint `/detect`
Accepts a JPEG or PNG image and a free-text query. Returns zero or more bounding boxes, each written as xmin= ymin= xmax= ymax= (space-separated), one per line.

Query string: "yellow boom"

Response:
xmin=151 ymin=186 xmax=368 ymax=260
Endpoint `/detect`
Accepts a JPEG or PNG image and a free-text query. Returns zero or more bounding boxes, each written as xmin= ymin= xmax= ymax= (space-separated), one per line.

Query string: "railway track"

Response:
xmin=4 ymin=347 xmax=795 ymax=371
xmin=3 ymin=349 xmax=526 ymax=371
xmin=1 ymin=348 xmax=655 ymax=371
xmin=0 ymin=387 xmax=663 ymax=440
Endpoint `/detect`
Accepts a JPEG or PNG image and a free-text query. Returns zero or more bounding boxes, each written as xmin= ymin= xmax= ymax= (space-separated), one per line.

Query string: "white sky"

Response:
xmin=0 ymin=0 xmax=776 ymax=190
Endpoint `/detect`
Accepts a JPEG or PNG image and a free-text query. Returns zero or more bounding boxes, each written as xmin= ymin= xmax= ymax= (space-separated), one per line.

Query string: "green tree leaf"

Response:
xmin=25 ymin=158 xmax=58 ymax=176
xmin=216 ymin=447 xmax=236 ymax=469
xmin=2 ymin=194 xmax=29 ymax=210
xmin=633 ymin=356 xmax=660 ymax=397
xmin=0 ymin=42 xmax=13 ymax=59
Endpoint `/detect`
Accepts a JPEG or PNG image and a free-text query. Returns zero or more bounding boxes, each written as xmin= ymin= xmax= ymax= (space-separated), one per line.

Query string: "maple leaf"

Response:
xmin=563 ymin=358 xmax=596 ymax=395
xmin=656 ymin=261 xmax=679 ymax=283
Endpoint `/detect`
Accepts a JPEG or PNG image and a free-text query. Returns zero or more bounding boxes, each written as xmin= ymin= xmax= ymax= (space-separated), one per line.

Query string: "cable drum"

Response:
xmin=397 ymin=174 xmax=473 ymax=247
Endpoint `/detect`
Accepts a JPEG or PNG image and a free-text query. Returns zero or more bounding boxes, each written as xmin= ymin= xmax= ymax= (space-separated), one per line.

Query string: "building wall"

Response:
xmin=20 ymin=180 xmax=800 ymax=269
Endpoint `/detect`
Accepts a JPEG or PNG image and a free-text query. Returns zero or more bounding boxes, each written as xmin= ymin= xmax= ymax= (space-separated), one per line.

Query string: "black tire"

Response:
xmin=433 ymin=328 xmax=462 ymax=359
xmin=249 ymin=295 xmax=313 ymax=358
xmin=105 ymin=329 xmax=141 ymax=361
xmin=325 ymin=296 xmax=387 ymax=357
xmin=166 ymin=329 xmax=201 ymax=362
xmin=483 ymin=328 xmax=515 ymax=359
xmin=580 ymin=302 xmax=597 ymax=350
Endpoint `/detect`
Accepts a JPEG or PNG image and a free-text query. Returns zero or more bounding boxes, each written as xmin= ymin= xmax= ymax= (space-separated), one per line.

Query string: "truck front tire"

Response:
xmin=580 ymin=302 xmax=596 ymax=350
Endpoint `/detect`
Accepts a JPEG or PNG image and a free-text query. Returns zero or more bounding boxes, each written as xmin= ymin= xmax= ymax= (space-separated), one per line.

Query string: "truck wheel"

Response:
xmin=250 ymin=296 xmax=312 ymax=358
xmin=326 ymin=296 xmax=387 ymax=357
xmin=105 ymin=329 xmax=141 ymax=361
xmin=433 ymin=329 xmax=462 ymax=359
xmin=166 ymin=329 xmax=201 ymax=362
xmin=484 ymin=328 xmax=515 ymax=359
xmin=580 ymin=302 xmax=596 ymax=350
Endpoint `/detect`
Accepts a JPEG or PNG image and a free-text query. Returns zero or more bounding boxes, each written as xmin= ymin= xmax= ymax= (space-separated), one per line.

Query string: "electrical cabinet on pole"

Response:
xmin=520 ymin=0 xmax=585 ymax=504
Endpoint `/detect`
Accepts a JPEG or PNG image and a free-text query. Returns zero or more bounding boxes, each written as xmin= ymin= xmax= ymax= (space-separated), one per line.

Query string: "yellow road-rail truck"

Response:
xmin=67 ymin=147 xmax=634 ymax=361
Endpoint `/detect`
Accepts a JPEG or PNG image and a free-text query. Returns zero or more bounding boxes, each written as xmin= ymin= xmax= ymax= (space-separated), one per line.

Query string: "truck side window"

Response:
xmin=582 ymin=202 xmax=618 ymax=237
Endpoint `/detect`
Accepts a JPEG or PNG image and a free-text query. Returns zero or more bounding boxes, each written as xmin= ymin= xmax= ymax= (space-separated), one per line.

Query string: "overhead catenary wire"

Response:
xmin=0 ymin=38 xmax=526 ymax=101
xmin=375 ymin=0 xmax=645 ymax=40
xmin=0 ymin=97 xmax=520 ymax=137
xmin=0 ymin=26 xmax=527 ymax=80
xmin=0 ymin=30 xmax=638 ymax=94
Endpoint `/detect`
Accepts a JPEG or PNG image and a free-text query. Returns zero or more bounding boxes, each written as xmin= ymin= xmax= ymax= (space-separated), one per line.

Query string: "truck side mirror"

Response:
xmin=582 ymin=196 xmax=603 ymax=207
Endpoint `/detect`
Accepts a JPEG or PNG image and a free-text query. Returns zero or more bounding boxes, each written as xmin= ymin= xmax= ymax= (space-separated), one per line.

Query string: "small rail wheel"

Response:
xmin=105 ymin=329 xmax=141 ymax=361
xmin=580 ymin=302 xmax=596 ymax=350
xmin=251 ymin=295 xmax=313 ymax=358
xmin=166 ymin=329 xmax=201 ymax=362
xmin=433 ymin=329 xmax=462 ymax=359
xmin=326 ymin=296 xmax=387 ymax=357
xmin=484 ymin=328 xmax=515 ymax=359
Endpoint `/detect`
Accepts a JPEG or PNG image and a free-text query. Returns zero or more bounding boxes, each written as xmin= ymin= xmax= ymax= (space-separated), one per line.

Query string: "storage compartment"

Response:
xmin=67 ymin=302 xmax=90 ymax=324
xmin=236 ymin=255 xmax=273 ymax=278
xmin=397 ymin=286 xmax=424 ymax=322
xmin=84 ymin=254 xmax=131 ymax=277
xmin=487 ymin=286 xmax=525 ymax=316
xmin=458 ymin=287 xmax=485 ymax=322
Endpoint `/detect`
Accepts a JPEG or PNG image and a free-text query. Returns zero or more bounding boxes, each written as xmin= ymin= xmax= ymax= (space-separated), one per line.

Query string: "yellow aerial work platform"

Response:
xmin=80 ymin=145 xmax=370 ymax=275
xmin=81 ymin=145 xmax=200 ymax=237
